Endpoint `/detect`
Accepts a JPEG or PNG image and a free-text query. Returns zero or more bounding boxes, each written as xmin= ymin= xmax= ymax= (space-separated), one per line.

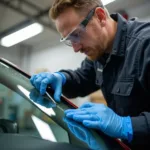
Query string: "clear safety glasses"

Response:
xmin=60 ymin=7 xmax=97 ymax=47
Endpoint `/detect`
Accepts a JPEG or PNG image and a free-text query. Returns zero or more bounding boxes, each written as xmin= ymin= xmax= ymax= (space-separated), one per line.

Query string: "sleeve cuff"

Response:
xmin=126 ymin=116 xmax=133 ymax=142
xmin=54 ymin=72 xmax=66 ymax=85
xmin=122 ymin=116 xmax=133 ymax=142
xmin=131 ymin=116 xmax=149 ymax=138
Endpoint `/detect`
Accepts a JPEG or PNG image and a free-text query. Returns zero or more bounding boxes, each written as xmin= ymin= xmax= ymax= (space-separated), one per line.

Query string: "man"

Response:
xmin=30 ymin=0 xmax=150 ymax=149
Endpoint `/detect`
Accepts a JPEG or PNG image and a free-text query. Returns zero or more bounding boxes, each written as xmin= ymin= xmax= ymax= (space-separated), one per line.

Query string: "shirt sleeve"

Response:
xmin=131 ymin=113 xmax=150 ymax=145
xmin=59 ymin=58 xmax=99 ymax=98
xmin=130 ymin=38 xmax=150 ymax=145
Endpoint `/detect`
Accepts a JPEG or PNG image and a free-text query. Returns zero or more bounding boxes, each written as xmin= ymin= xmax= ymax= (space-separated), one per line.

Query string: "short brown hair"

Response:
xmin=49 ymin=0 xmax=106 ymax=20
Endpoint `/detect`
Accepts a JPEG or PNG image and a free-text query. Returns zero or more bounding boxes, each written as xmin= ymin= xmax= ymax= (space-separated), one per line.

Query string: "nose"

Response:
xmin=72 ymin=42 xmax=82 ymax=53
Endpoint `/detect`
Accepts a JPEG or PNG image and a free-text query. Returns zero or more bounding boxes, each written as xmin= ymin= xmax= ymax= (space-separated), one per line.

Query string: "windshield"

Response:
xmin=0 ymin=59 xmax=125 ymax=150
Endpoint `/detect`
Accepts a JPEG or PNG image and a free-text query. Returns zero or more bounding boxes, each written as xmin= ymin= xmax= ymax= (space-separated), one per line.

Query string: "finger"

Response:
xmin=83 ymin=120 xmax=99 ymax=129
xmin=30 ymin=75 xmax=37 ymax=86
xmin=65 ymin=109 xmax=83 ymax=114
xmin=34 ymin=76 xmax=43 ymax=90
xmin=65 ymin=107 xmax=91 ymax=114
xmin=40 ymin=74 xmax=56 ymax=95
xmin=40 ymin=72 xmax=49 ymax=78
xmin=66 ymin=113 xmax=74 ymax=119
xmin=73 ymin=114 xmax=98 ymax=122
xmin=65 ymin=109 xmax=75 ymax=114
xmin=66 ymin=112 xmax=87 ymax=119
xmin=40 ymin=78 xmax=50 ymax=95
xmin=79 ymin=102 xmax=94 ymax=109
xmin=54 ymin=81 xmax=62 ymax=102
xmin=63 ymin=117 xmax=85 ymax=129
xmin=65 ymin=110 xmax=88 ymax=118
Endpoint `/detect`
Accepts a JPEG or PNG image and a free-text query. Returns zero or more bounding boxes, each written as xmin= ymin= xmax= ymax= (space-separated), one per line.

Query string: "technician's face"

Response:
xmin=55 ymin=7 xmax=108 ymax=61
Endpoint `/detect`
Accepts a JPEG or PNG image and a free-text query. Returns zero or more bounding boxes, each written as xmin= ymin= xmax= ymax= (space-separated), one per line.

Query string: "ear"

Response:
xmin=95 ymin=7 xmax=106 ymax=27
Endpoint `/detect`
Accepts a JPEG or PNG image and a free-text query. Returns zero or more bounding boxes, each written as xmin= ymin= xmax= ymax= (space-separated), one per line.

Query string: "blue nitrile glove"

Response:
xmin=30 ymin=72 xmax=66 ymax=102
xmin=63 ymin=117 xmax=101 ymax=150
xmin=65 ymin=102 xmax=133 ymax=142
xmin=29 ymin=88 xmax=56 ymax=108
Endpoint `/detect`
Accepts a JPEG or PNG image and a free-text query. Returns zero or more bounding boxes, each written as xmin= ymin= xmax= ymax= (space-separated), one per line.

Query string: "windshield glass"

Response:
xmin=0 ymin=59 xmax=125 ymax=150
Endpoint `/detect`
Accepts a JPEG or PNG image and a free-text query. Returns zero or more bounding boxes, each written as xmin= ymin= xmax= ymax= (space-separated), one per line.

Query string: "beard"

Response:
xmin=84 ymin=45 xmax=105 ymax=61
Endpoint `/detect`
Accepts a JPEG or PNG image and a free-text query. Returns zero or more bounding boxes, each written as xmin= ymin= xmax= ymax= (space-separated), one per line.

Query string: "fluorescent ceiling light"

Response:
xmin=0 ymin=23 xmax=43 ymax=47
xmin=102 ymin=0 xmax=115 ymax=5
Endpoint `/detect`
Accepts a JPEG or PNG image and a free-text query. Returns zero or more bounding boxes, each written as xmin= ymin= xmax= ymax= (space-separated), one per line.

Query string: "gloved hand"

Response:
xmin=65 ymin=102 xmax=133 ymax=142
xmin=29 ymin=88 xmax=56 ymax=108
xmin=30 ymin=72 xmax=66 ymax=102
xmin=63 ymin=117 xmax=101 ymax=150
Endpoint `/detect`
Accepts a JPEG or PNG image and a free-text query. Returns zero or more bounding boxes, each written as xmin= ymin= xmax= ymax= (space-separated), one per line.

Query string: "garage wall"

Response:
xmin=30 ymin=43 xmax=85 ymax=74
xmin=0 ymin=44 xmax=32 ymax=73
xmin=0 ymin=46 xmax=21 ymax=66
xmin=127 ymin=1 xmax=150 ymax=20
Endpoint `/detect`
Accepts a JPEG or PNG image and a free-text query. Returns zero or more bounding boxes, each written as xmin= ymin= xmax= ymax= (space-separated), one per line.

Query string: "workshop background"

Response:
xmin=0 ymin=0 xmax=150 ymax=137
xmin=1 ymin=0 xmax=150 ymax=105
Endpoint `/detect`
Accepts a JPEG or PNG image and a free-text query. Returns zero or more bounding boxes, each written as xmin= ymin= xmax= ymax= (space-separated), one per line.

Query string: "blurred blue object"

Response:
xmin=65 ymin=102 xmax=133 ymax=142
xmin=29 ymin=88 xmax=56 ymax=108
xmin=63 ymin=117 xmax=101 ymax=150
xmin=30 ymin=72 xmax=66 ymax=102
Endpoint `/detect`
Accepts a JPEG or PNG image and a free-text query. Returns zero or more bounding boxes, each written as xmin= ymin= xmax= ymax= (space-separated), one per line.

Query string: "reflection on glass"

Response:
xmin=0 ymin=60 xmax=124 ymax=149
xmin=31 ymin=115 xmax=57 ymax=142
xmin=63 ymin=117 xmax=102 ymax=150
xmin=0 ymin=62 xmax=9 ymax=68
xmin=17 ymin=85 xmax=56 ymax=116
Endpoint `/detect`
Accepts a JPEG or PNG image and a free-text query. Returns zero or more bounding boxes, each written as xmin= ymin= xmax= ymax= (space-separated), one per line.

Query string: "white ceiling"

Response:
xmin=0 ymin=0 xmax=150 ymax=49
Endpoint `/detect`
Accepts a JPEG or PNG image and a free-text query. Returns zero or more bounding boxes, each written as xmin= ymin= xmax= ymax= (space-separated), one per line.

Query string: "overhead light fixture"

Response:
xmin=102 ymin=0 xmax=115 ymax=5
xmin=0 ymin=23 xmax=43 ymax=47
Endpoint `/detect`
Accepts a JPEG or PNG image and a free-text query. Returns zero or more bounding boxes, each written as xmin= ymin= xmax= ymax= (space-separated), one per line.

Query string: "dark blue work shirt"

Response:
xmin=61 ymin=14 xmax=150 ymax=149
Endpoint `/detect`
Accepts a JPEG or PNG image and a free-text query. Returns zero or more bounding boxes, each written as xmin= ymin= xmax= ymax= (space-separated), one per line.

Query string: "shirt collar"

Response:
xmin=111 ymin=13 xmax=128 ymax=56
xmin=96 ymin=13 xmax=128 ymax=66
